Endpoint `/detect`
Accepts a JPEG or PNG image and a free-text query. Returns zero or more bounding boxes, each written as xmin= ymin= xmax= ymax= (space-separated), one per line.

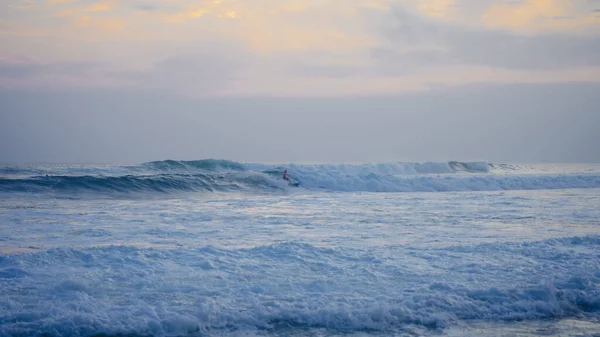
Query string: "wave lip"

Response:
xmin=142 ymin=159 xmax=247 ymax=173
xmin=413 ymin=161 xmax=490 ymax=174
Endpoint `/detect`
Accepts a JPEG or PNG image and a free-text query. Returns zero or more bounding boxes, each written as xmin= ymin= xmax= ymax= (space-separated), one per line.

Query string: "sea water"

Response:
xmin=1 ymin=160 xmax=599 ymax=336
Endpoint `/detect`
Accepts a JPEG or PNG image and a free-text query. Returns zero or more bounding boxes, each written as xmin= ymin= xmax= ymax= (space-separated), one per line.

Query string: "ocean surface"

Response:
xmin=1 ymin=160 xmax=599 ymax=336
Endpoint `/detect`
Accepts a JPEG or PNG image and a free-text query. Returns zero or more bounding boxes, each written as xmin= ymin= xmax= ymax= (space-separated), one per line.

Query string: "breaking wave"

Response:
xmin=1 ymin=159 xmax=599 ymax=195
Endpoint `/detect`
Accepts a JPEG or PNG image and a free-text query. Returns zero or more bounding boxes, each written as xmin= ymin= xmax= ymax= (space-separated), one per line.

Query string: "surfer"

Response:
xmin=283 ymin=169 xmax=290 ymax=182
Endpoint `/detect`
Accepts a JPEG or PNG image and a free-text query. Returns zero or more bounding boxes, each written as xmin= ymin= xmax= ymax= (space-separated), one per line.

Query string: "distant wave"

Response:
xmin=1 ymin=159 xmax=599 ymax=195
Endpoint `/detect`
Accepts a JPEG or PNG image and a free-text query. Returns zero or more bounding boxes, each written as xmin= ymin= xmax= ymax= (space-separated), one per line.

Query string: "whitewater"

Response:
xmin=1 ymin=160 xmax=599 ymax=336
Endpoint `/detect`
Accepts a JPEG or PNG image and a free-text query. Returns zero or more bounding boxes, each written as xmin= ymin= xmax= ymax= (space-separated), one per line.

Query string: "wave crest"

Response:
xmin=143 ymin=159 xmax=246 ymax=172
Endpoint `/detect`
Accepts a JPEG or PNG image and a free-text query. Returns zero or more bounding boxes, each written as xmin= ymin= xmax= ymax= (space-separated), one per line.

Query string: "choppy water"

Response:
xmin=1 ymin=161 xmax=599 ymax=336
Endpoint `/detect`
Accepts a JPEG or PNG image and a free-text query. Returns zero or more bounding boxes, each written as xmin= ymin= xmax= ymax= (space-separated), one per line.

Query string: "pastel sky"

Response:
xmin=1 ymin=0 xmax=600 ymax=164
xmin=2 ymin=0 xmax=600 ymax=96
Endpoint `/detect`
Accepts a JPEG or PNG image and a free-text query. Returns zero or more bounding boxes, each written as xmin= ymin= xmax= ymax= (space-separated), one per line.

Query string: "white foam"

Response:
xmin=2 ymin=188 xmax=600 ymax=336
xmin=1 ymin=236 xmax=599 ymax=336
xmin=245 ymin=162 xmax=600 ymax=192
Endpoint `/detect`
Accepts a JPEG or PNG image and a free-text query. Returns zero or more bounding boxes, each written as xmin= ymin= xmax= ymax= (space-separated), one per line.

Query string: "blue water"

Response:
xmin=1 ymin=160 xmax=599 ymax=336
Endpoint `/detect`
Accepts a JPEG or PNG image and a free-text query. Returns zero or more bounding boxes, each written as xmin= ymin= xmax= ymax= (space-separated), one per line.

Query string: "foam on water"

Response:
xmin=1 ymin=187 xmax=599 ymax=336
xmin=1 ymin=236 xmax=599 ymax=336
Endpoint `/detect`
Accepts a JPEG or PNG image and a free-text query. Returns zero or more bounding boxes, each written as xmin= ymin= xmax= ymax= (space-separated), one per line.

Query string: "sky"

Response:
xmin=1 ymin=0 xmax=600 ymax=164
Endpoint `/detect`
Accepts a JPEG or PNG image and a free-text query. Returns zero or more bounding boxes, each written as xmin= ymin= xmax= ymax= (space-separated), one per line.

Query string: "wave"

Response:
xmin=1 ymin=160 xmax=599 ymax=195
xmin=0 ymin=172 xmax=283 ymax=195
xmin=1 ymin=235 xmax=599 ymax=335
xmin=1 ymin=159 xmax=493 ymax=178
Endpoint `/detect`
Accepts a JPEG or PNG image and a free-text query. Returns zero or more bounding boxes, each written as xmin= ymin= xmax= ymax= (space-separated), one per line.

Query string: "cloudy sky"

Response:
xmin=1 ymin=0 xmax=599 ymax=164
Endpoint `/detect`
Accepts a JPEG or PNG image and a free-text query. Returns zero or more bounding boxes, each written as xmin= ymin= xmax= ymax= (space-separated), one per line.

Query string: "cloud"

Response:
xmin=118 ymin=41 xmax=253 ymax=96
xmin=283 ymin=4 xmax=600 ymax=80
xmin=0 ymin=37 xmax=251 ymax=95
xmin=163 ymin=7 xmax=210 ymax=23
xmin=135 ymin=5 xmax=156 ymax=12
xmin=2 ymin=0 xmax=600 ymax=97
xmin=482 ymin=0 xmax=600 ymax=31
xmin=483 ymin=0 xmax=568 ymax=28
xmin=160 ymin=0 xmax=239 ymax=23
xmin=0 ymin=56 xmax=131 ymax=88
xmin=8 ymin=0 xmax=38 ymax=11
xmin=85 ymin=1 xmax=116 ymax=12
xmin=375 ymin=6 xmax=600 ymax=71
xmin=416 ymin=0 xmax=458 ymax=18
xmin=46 ymin=0 xmax=76 ymax=4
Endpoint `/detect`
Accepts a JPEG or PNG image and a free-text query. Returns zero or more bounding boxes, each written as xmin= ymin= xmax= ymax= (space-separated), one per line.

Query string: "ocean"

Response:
xmin=1 ymin=160 xmax=599 ymax=336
